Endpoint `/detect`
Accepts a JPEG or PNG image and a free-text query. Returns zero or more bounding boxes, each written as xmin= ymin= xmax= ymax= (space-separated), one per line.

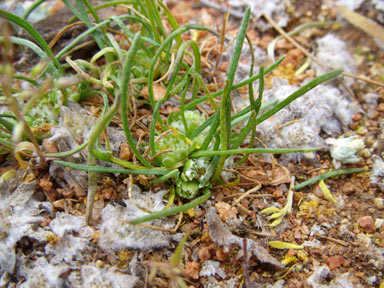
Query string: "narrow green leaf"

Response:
xmin=158 ymin=0 xmax=182 ymax=48
xmin=294 ymin=167 xmax=367 ymax=190
xmin=182 ymin=57 xmax=284 ymax=113
xmin=191 ymin=146 xmax=318 ymax=158
xmin=130 ymin=189 xmax=211 ymax=224
xmin=214 ymin=8 xmax=253 ymax=179
xmin=23 ymin=0 xmax=46 ymax=20
xmin=147 ymin=24 xmax=218 ymax=107
xmin=170 ymin=234 xmax=188 ymax=265
xmin=151 ymin=169 xmax=179 ymax=184
xmin=120 ymin=33 xmax=153 ymax=168
xmin=45 ymin=142 xmax=88 ymax=158
xmin=54 ymin=160 xmax=168 ymax=175
xmin=0 ymin=9 xmax=61 ymax=70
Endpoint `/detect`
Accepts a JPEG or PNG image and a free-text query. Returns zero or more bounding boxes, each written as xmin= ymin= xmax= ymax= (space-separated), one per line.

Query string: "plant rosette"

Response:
xmin=154 ymin=110 xmax=212 ymax=199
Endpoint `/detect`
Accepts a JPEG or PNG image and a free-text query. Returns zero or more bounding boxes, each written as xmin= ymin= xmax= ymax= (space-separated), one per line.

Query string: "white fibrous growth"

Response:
xmin=312 ymin=34 xmax=356 ymax=86
xmin=371 ymin=156 xmax=384 ymax=191
xmin=98 ymin=186 xmax=179 ymax=251
xmin=256 ymin=78 xmax=359 ymax=153
xmin=229 ymin=0 xmax=289 ymax=31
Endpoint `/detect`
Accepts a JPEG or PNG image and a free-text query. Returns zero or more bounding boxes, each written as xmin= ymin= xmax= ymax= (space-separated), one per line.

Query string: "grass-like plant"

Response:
xmin=0 ymin=1 xmax=343 ymax=224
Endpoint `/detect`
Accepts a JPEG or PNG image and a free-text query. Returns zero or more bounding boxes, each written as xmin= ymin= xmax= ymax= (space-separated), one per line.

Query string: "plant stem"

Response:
xmin=191 ymin=147 xmax=319 ymax=158
xmin=120 ymin=33 xmax=153 ymax=167
xmin=85 ymin=152 xmax=97 ymax=223
xmin=213 ymin=7 xmax=251 ymax=181
xmin=54 ymin=160 xmax=169 ymax=175
xmin=294 ymin=167 xmax=367 ymax=191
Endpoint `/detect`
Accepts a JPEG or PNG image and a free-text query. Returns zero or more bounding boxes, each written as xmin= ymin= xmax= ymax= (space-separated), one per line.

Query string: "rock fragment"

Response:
xmin=357 ymin=216 xmax=375 ymax=234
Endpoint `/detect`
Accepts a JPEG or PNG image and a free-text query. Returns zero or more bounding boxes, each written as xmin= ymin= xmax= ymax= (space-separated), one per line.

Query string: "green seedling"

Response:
xmin=0 ymin=2 xmax=344 ymax=225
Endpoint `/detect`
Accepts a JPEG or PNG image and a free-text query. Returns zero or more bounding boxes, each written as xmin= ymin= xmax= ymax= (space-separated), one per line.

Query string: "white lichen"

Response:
xmin=0 ymin=181 xmax=52 ymax=276
xmin=46 ymin=213 xmax=94 ymax=264
xmin=98 ymin=186 xmax=178 ymax=251
xmin=58 ymin=100 xmax=91 ymax=140
xmin=312 ymin=34 xmax=356 ymax=86
xmin=255 ymin=78 xmax=359 ymax=161
xmin=307 ymin=266 xmax=362 ymax=288
xmin=371 ymin=156 xmax=384 ymax=191
xmin=200 ymin=260 xmax=226 ymax=279
xmin=372 ymin=0 xmax=384 ymax=10
xmin=326 ymin=136 xmax=365 ymax=168
xmin=362 ymin=93 xmax=379 ymax=118
xmin=79 ymin=265 xmax=138 ymax=288
xmin=324 ymin=0 xmax=365 ymax=10
xmin=222 ymin=42 xmax=267 ymax=84
xmin=18 ymin=257 xmax=69 ymax=288
xmin=228 ymin=0 xmax=289 ymax=31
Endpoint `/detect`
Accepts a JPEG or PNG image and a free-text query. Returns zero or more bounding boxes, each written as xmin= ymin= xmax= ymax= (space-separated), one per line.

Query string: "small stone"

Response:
xmin=39 ymin=216 xmax=51 ymax=227
xmin=357 ymin=127 xmax=367 ymax=136
xmin=351 ymin=201 xmax=360 ymax=209
xmin=340 ymin=218 xmax=348 ymax=224
xmin=373 ymin=198 xmax=384 ymax=209
xmin=360 ymin=148 xmax=371 ymax=158
xmin=57 ymin=188 xmax=71 ymax=198
xmin=182 ymin=222 xmax=198 ymax=235
xmin=356 ymin=233 xmax=372 ymax=248
xmin=185 ymin=262 xmax=199 ymax=279
xmin=259 ymin=35 xmax=274 ymax=49
xmin=375 ymin=218 xmax=384 ymax=229
xmin=317 ymin=215 xmax=328 ymax=224
xmin=42 ymin=139 xmax=58 ymax=154
xmin=352 ymin=114 xmax=363 ymax=121
xmin=39 ymin=178 xmax=53 ymax=191
xmin=216 ymin=247 xmax=227 ymax=262
xmin=215 ymin=202 xmax=237 ymax=221
xmin=119 ymin=143 xmax=131 ymax=160
xmin=219 ymin=61 xmax=229 ymax=72
xmin=326 ymin=255 xmax=344 ymax=270
xmin=357 ymin=216 xmax=375 ymax=234
xmin=198 ymin=246 xmax=212 ymax=261
xmin=342 ymin=182 xmax=355 ymax=194
xmin=349 ymin=122 xmax=359 ymax=130
xmin=135 ymin=129 xmax=145 ymax=138
xmin=287 ymin=249 xmax=296 ymax=257
xmin=377 ymin=103 xmax=384 ymax=112
xmin=366 ymin=275 xmax=377 ymax=285
xmin=273 ymin=189 xmax=283 ymax=198
xmin=275 ymin=38 xmax=293 ymax=50
xmin=101 ymin=187 xmax=114 ymax=200
xmin=353 ymin=228 xmax=360 ymax=234
xmin=95 ymin=260 xmax=105 ymax=268
xmin=140 ymin=83 xmax=166 ymax=101
xmin=221 ymin=188 xmax=232 ymax=196
xmin=367 ymin=120 xmax=378 ymax=128
xmin=338 ymin=224 xmax=355 ymax=241
xmin=53 ymin=199 xmax=65 ymax=210
xmin=307 ymin=266 xmax=331 ymax=287
xmin=68 ymin=182 xmax=86 ymax=197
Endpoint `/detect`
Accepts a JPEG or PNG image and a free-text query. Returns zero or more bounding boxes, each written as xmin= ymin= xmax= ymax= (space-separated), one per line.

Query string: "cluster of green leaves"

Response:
xmin=0 ymin=0 xmax=343 ymax=224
